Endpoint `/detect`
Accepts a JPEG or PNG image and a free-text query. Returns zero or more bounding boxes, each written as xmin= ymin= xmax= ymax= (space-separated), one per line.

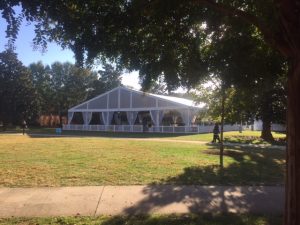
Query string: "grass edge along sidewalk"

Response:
xmin=0 ymin=214 xmax=283 ymax=225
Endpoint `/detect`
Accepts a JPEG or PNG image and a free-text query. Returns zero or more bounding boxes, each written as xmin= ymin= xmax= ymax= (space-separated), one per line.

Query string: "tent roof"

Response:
xmin=149 ymin=93 xmax=204 ymax=108
xmin=69 ymin=86 xmax=204 ymax=111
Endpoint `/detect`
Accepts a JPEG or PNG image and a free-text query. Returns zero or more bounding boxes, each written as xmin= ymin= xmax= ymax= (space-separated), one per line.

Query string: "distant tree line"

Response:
xmin=0 ymin=49 xmax=122 ymax=129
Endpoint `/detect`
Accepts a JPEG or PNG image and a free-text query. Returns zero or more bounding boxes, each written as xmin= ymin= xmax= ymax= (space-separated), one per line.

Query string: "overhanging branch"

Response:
xmin=194 ymin=0 xmax=290 ymax=56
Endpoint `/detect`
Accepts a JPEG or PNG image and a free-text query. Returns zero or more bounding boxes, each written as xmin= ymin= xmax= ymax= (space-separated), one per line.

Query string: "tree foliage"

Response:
xmin=49 ymin=62 xmax=94 ymax=117
xmin=198 ymin=20 xmax=287 ymax=140
xmin=28 ymin=61 xmax=52 ymax=114
xmin=28 ymin=61 xmax=98 ymax=125
xmin=87 ymin=63 xmax=122 ymax=99
xmin=2 ymin=53 xmax=122 ymax=126
xmin=193 ymin=78 xmax=251 ymax=124
xmin=194 ymin=75 xmax=286 ymax=126
xmin=0 ymin=49 xmax=38 ymax=127
xmin=146 ymin=75 xmax=168 ymax=95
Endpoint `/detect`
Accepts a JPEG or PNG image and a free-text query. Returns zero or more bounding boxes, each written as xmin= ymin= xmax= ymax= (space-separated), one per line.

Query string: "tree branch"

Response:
xmin=195 ymin=0 xmax=290 ymax=57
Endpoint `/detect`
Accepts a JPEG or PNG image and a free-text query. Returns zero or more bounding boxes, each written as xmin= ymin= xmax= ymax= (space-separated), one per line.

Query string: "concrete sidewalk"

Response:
xmin=0 ymin=185 xmax=284 ymax=217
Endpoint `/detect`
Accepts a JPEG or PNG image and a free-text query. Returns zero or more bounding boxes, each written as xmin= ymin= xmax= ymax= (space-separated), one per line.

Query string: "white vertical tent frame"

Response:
xmin=68 ymin=112 xmax=74 ymax=124
xmin=64 ymin=86 xmax=205 ymax=133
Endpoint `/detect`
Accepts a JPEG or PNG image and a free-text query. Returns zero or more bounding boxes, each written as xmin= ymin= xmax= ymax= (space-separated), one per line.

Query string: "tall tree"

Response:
xmin=28 ymin=61 xmax=52 ymax=115
xmin=49 ymin=62 xmax=95 ymax=125
xmin=204 ymin=19 xmax=287 ymax=141
xmin=255 ymin=74 xmax=287 ymax=140
xmin=28 ymin=61 xmax=98 ymax=124
xmin=87 ymin=63 xmax=122 ymax=99
xmin=1 ymin=1 xmax=299 ymax=223
xmin=0 ymin=49 xmax=38 ymax=127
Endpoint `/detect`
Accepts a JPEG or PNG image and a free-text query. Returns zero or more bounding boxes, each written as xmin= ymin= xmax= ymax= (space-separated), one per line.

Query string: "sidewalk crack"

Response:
xmin=94 ymin=186 xmax=105 ymax=216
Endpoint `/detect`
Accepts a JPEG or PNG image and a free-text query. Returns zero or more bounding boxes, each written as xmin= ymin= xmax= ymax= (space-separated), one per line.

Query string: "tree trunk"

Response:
xmin=260 ymin=118 xmax=274 ymax=142
xmin=259 ymin=89 xmax=275 ymax=142
xmin=285 ymin=58 xmax=300 ymax=225
xmin=220 ymin=86 xmax=225 ymax=169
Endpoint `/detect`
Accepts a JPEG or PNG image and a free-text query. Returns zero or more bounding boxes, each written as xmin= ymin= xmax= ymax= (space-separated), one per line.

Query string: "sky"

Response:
xmin=0 ymin=13 xmax=141 ymax=89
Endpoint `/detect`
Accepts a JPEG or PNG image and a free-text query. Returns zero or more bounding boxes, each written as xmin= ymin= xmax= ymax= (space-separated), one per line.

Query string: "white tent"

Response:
xmin=63 ymin=86 xmax=205 ymax=133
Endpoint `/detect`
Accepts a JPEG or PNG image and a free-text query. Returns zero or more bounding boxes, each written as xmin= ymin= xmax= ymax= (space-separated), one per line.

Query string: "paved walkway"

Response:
xmin=0 ymin=185 xmax=284 ymax=217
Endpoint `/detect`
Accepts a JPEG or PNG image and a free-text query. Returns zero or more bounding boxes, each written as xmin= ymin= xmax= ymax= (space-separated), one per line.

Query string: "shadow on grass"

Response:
xmin=101 ymin=214 xmax=282 ymax=225
xmin=224 ymin=136 xmax=286 ymax=146
xmin=25 ymin=130 xmax=197 ymax=139
xmin=102 ymin=145 xmax=284 ymax=220
xmin=162 ymin=144 xmax=285 ymax=186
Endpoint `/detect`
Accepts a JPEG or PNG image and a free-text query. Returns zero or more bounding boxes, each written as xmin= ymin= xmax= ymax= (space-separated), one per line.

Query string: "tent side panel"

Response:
xmin=109 ymin=89 xmax=118 ymax=109
xmin=88 ymin=95 xmax=108 ymax=109
xmin=120 ymin=89 xmax=131 ymax=108
xmin=132 ymin=93 xmax=156 ymax=108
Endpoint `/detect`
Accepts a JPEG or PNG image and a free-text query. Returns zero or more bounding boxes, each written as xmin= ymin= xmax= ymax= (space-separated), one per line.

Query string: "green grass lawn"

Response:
xmin=0 ymin=134 xmax=285 ymax=187
xmin=2 ymin=127 xmax=286 ymax=144
xmin=223 ymin=131 xmax=286 ymax=145
xmin=0 ymin=214 xmax=283 ymax=225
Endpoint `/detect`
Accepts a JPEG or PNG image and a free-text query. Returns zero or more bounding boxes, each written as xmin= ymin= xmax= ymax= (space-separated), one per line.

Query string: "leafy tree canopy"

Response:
xmin=0 ymin=49 xmax=38 ymax=126
xmin=28 ymin=61 xmax=98 ymax=124
xmin=1 ymin=1 xmax=295 ymax=86
xmin=47 ymin=62 xmax=96 ymax=117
